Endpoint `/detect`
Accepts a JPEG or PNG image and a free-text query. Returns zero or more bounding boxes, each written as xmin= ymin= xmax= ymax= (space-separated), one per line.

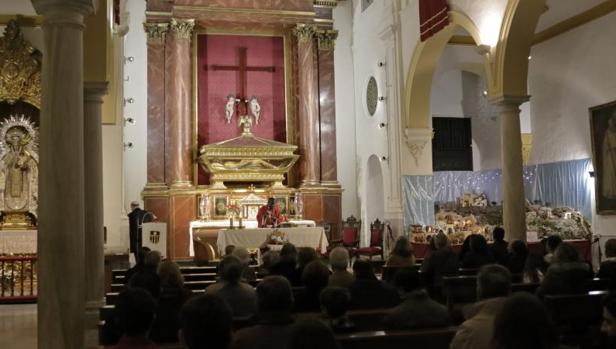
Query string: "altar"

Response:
xmin=216 ymin=227 xmax=328 ymax=256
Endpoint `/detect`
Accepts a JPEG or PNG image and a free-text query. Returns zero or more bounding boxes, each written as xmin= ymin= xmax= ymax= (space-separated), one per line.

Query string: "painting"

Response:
xmin=213 ymin=196 xmax=228 ymax=217
xmin=274 ymin=196 xmax=288 ymax=215
xmin=590 ymin=101 xmax=616 ymax=214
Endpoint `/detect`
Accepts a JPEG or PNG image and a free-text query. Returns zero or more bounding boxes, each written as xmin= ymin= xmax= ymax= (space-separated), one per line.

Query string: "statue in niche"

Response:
xmin=249 ymin=96 xmax=261 ymax=125
xmin=0 ymin=115 xmax=38 ymax=225
xmin=225 ymin=95 xmax=236 ymax=124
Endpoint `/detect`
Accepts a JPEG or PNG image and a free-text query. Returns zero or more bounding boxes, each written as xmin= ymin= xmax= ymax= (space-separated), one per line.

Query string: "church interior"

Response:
xmin=1 ymin=0 xmax=616 ymax=348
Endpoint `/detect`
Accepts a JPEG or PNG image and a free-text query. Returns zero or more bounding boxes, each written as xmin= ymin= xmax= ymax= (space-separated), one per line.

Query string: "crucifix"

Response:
xmin=208 ymin=47 xmax=276 ymax=121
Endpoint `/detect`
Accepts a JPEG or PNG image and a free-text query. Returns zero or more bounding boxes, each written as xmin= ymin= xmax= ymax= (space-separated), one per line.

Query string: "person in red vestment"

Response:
xmin=257 ymin=198 xmax=287 ymax=228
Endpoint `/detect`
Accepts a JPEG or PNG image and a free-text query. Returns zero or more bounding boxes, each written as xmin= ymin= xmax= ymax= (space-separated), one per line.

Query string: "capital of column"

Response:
xmin=316 ymin=29 xmax=338 ymax=51
xmin=169 ymin=18 xmax=195 ymax=40
xmin=32 ymin=0 xmax=94 ymax=26
xmin=293 ymin=23 xmax=317 ymax=42
xmin=84 ymin=81 xmax=108 ymax=104
xmin=490 ymin=95 xmax=530 ymax=114
xmin=144 ymin=22 xmax=169 ymax=44
xmin=404 ymin=128 xmax=433 ymax=166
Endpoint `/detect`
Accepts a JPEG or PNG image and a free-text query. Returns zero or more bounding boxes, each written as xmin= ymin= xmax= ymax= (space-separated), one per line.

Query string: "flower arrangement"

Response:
xmin=226 ymin=204 xmax=241 ymax=218
xmin=266 ymin=229 xmax=288 ymax=245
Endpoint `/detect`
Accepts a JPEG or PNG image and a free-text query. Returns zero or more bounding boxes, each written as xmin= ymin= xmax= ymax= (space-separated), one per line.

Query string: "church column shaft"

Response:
xmin=294 ymin=24 xmax=321 ymax=186
xmin=498 ymin=98 xmax=528 ymax=241
xmin=317 ymin=30 xmax=339 ymax=185
xmin=145 ymin=23 xmax=168 ymax=188
xmin=83 ymin=82 xmax=107 ymax=348
xmin=167 ymin=19 xmax=194 ymax=187
xmin=32 ymin=1 xmax=94 ymax=348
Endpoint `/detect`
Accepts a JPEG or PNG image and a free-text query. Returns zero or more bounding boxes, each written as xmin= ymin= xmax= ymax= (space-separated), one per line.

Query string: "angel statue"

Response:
xmin=225 ymin=95 xmax=236 ymax=124
xmin=249 ymin=96 xmax=261 ymax=125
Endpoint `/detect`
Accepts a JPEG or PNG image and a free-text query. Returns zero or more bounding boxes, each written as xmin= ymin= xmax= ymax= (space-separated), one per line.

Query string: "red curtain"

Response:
xmin=419 ymin=0 xmax=450 ymax=41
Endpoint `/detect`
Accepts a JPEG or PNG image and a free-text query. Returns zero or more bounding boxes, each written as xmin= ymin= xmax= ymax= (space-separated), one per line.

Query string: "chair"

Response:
xmin=329 ymin=215 xmax=361 ymax=257
xmin=357 ymin=219 xmax=384 ymax=260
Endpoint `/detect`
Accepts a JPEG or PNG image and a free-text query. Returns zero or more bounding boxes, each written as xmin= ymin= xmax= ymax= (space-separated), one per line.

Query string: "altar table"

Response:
xmin=216 ymin=227 xmax=328 ymax=255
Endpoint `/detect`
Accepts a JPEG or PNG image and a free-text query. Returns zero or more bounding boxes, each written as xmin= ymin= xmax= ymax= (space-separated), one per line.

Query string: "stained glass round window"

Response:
xmin=366 ymin=76 xmax=378 ymax=116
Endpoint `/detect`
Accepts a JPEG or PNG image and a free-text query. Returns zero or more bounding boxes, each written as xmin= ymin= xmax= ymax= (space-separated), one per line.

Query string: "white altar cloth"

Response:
xmin=188 ymin=219 xmax=316 ymax=256
xmin=216 ymin=227 xmax=328 ymax=255
xmin=0 ymin=230 xmax=37 ymax=254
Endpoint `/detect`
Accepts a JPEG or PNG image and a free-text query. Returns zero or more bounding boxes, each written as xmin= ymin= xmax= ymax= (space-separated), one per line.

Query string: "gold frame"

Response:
xmin=212 ymin=195 xmax=229 ymax=218
xmin=589 ymin=100 xmax=616 ymax=215
xmin=192 ymin=27 xmax=295 ymax=187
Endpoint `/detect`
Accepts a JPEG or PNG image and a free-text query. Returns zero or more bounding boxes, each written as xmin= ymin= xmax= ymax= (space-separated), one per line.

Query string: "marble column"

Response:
xmin=294 ymin=24 xmax=320 ymax=187
xmin=167 ymin=18 xmax=194 ymax=188
xmin=144 ymin=23 xmax=169 ymax=190
xmin=496 ymin=97 xmax=529 ymax=242
xmin=83 ymin=81 xmax=108 ymax=348
xmin=316 ymin=29 xmax=340 ymax=187
xmin=31 ymin=0 xmax=94 ymax=348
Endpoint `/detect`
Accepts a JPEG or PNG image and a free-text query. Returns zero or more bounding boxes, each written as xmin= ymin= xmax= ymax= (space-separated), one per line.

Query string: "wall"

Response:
xmin=528 ymin=12 xmax=616 ymax=240
xmin=333 ymin=0 xmax=359 ymax=220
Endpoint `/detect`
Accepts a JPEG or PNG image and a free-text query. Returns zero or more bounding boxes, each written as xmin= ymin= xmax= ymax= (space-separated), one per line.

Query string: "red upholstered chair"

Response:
xmin=356 ymin=219 xmax=384 ymax=260
xmin=329 ymin=215 xmax=360 ymax=257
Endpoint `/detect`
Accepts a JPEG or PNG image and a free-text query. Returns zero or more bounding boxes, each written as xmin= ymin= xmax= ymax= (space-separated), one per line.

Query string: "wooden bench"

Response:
xmin=296 ymin=308 xmax=391 ymax=332
xmin=336 ymin=327 xmax=458 ymax=349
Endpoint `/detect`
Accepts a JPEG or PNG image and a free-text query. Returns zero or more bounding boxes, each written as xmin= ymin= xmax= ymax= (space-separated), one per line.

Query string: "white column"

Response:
xmin=83 ymin=81 xmax=108 ymax=348
xmin=31 ymin=1 xmax=94 ymax=348
xmin=495 ymin=96 xmax=529 ymax=242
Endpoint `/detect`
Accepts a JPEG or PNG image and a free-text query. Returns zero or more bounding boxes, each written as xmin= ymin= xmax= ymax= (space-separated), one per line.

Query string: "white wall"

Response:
xmin=102 ymin=122 xmax=125 ymax=250
xmin=333 ymin=0 xmax=359 ymax=220
xmin=528 ymin=12 xmax=616 ymax=239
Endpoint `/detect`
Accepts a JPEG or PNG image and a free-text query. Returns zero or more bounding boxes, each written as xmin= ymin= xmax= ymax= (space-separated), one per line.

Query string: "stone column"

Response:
xmin=167 ymin=18 xmax=194 ymax=188
xmin=294 ymin=24 xmax=320 ymax=187
xmin=496 ymin=97 xmax=529 ymax=242
xmin=316 ymin=29 xmax=340 ymax=187
xmin=83 ymin=81 xmax=108 ymax=348
xmin=144 ymin=22 xmax=169 ymax=191
xmin=31 ymin=0 xmax=94 ymax=348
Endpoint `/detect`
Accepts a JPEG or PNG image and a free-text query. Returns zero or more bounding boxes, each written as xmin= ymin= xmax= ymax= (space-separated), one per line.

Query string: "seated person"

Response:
xmin=294 ymin=260 xmax=330 ymax=312
xmin=348 ymin=260 xmax=400 ymax=310
xmin=320 ymin=287 xmax=356 ymax=333
xmin=229 ymin=276 xmax=296 ymax=349
xmin=383 ymin=268 xmax=450 ymax=330
xmin=536 ymin=242 xmax=593 ymax=297
xmin=543 ymin=235 xmax=563 ymax=266
xmin=602 ymin=294 xmax=616 ymax=348
xmin=420 ymin=232 xmax=459 ymax=299
xmin=328 ymin=247 xmax=354 ymax=288
xmin=287 ymin=318 xmax=341 ymax=349
xmin=598 ymin=238 xmax=616 ymax=284
xmin=150 ymin=261 xmax=192 ymax=344
xmin=385 ymin=236 xmax=415 ymax=267
xmin=205 ymin=255 xmax=257 ymax=318
xmin=232 ymin=246 xmax=257 ymax=283
xmin=179 ymin=294 xmax=233 ymax=349
xmin=269 ymin=243 xmax=301 ymax=285
xmin=257 ymin=198 xmax=287 ymax=228
xmin=106 ymin=288 xmax=158 ymax=349
xmin=505 ymin=240 xmax=528 ymax=275
xmin=461 ymin=235 xmax=495 ymax=269
xmin=489 ymin=227 xmax=508 ymax=265
xmin=297 ymin=247 xmax=319 ymax=278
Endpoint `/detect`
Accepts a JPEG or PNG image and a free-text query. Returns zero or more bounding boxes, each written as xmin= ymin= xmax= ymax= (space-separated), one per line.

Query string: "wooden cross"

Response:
xmin=208 ymin=47 xmax=276 ymax=114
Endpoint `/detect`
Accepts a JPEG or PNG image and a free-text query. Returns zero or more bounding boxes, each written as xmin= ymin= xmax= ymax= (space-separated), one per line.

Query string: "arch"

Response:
xmin=491 ymin=0 xmax=546 ymax=98
xmin=364 ymin=155 xmax=385 ymax=245
xmin=404 ymin=10 xmax=493 ymax=129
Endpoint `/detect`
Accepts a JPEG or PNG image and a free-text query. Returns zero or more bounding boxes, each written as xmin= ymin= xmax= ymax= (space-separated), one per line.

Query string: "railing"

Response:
xmin=0 ymin=255 xmax=37 ymax=303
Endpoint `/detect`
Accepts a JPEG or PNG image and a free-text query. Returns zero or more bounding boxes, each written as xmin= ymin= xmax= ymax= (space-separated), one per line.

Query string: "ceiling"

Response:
xmin=535 ymin=0 xmax=606 ymax=33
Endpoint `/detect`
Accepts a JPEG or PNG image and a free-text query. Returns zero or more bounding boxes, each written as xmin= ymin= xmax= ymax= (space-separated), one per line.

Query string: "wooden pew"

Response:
xmin=336 ymin=327 xmax=458 ymax=349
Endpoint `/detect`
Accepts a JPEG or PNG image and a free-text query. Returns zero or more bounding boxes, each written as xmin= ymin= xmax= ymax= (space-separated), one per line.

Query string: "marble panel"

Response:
xmin=302 ymin=194 xmax=323 ymax=224
xmin=169 ymin=195 xmax=197 ymax=259
xmin=318 ymin=49 xmax=337 ymax=182
xmin=146 ymin=0 xmax=173 ymax=12
xmin=314 ymin=7 xmax=333 ymax=20
xmin=322 ymin=194 xmax=341 ymax=240
xmin=144 ymin=197 xmax=170 ymax=224
xmin=147 ymin=41 xmax=166 ymax=185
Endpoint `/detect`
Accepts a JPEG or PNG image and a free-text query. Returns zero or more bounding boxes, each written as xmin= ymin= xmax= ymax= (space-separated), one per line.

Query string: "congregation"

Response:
xmin=103 ymin=229 xmax=616 ymax=349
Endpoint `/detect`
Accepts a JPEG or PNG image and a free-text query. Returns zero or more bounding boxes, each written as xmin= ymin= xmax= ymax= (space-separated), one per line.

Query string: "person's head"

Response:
xmin=158 ymin=260 xmax=184 ymax=289
xmin=218 ymin=255 xmax=243 ymax=285
xmin=469 ymin=234 xmax=489 ymax=254
xmin=261 ymin=251 xmax=280 ymax=271
xmin=544 ymin=235 xmax=563 ymax=254
xmin=128 ymin=270 xmax=161 ymax=298
xmin=491 ymin=293 xmax=558 ymax=349
xmin=509 ymin=240 xmax=528 ymax=258
xmin=552 ymin=242 xmax=579 ymax=264
xmin=329 ymin=247 xmax=350 ymax=271
xmin=605 ymin=239 xmax=616 ymax=258
xmin=287 ymin=318 xmax=341 ymax=349
xmin=144 ymin=250 xmax=162 ymax=269
xmin=320 ymin=287 xmax=351 ymax=318
xmin=477 ymin=264 xmax=512 ymax=300
xmin=602 ymin=294 xmax=616 ymax=336
xmin=393 ymin=268 xmax=423 ymax=294
xmin=302 ymin=260 xmax=330 ymax=292
xmin=492 ymin=227 xmax=505 ymax=242
xmin=115 ymin=288 xmax=156 ymax=337
xmin=352 ymin=260 xmax=377 ymax=280
xmin=179 ymin=294 xmax=233 ymax=349
xmin=298 ymin=247 xmax=318 ymax=268
xmin=256 ymin=275 xmax=294 ymax=314
xmin=391 ymin=236 xmax=413 ymax=258
xmin=434 ymin=231 xmax=449 ymax=250
xmin=280 ymin=243 xmax=298 ymax=262
xmin=267 ymin=197 xmax=275 ymax=209
xmin=135 ymin=247 xmax=151 ymax=266
xmin=232 ymin=246 xmax=251 ymax=264
xmin=130 ymin=201 xmax=140 ymax=210
xmin=224 ymin=245 xmax=236 ymax=256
